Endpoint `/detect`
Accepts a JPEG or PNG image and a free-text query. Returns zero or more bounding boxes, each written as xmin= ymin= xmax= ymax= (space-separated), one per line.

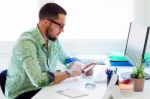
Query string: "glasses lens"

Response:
xmin=59 ymin=24 xmax=64 ymax=29
xmin=47 ymin=19 xmax=64 ymax=30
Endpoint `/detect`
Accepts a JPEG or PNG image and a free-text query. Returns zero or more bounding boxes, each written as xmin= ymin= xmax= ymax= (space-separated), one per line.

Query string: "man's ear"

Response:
xmin=43 ymin=19 xmax=50 ymax=27
xmin=45 ymin=19 xmax=50 ymax=26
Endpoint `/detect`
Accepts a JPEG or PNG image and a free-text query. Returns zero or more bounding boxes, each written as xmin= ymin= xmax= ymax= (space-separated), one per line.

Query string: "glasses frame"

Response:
xmin=47 ymin=19 xmax=65 ymax=30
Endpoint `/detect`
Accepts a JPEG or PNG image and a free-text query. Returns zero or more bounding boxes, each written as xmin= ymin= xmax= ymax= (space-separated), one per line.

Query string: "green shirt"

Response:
xmin=5 ymin=26 xmax=69 ymax=99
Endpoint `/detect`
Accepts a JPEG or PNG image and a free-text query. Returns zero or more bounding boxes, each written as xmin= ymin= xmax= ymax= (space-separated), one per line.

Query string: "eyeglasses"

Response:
xmin=47 ymin=19 xmax=65 ymax=30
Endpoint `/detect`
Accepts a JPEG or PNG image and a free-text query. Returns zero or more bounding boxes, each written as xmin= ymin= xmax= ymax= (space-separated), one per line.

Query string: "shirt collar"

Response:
xmin=34 ymin=25 xmax=58 ymax=49
xmin=35 ymin=25 xmax=46 ymax=48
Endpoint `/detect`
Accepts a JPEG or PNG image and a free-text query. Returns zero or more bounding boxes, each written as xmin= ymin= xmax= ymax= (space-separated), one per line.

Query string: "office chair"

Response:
xmin=0 ymin=69 xmax=7 ymax=95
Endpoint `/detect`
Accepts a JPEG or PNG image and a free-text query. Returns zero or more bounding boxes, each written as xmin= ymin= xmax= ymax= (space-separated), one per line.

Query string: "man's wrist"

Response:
xmin=65 ymin=70 xmax=71 ymax=77
xmin=47 ymin=71 xmax=55 ymax=82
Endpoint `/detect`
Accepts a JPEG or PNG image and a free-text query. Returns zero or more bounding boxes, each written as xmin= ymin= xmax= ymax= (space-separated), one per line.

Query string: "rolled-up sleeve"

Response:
xmin=17 ymin=40 xmax=53 ymax=88
xmin=57 ymin=41 xmax=70 ymax=65
xmin=57 ymin=41 xmax=84 ymax=69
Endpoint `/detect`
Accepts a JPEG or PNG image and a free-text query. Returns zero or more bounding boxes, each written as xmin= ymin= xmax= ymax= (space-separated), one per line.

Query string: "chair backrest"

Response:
xmin=0 ymin=70 xmax=7 ymax=95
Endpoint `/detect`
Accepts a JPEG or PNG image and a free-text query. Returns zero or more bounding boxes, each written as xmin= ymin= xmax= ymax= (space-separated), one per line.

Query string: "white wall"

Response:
xmin=134 ymin=0 xmax=150 ymax=26
xmin=39 ymin=0 xmax=55 ymax=8
xmin=61 ymin=39 xmax=126 ymax=55
xmin=0 ymin=40 xmax=126 ymax=55
xmin=0 ymin=40 xmax=126 ymax=70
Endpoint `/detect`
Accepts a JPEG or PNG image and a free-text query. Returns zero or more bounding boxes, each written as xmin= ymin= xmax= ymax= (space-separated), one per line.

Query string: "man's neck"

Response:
xmin=37 ymin=23 xmax=48 ymax=49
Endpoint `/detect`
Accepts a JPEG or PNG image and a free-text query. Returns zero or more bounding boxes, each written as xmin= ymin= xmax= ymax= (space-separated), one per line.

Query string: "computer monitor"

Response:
xmin=121 ymin=21 xmax=150 ymax=80
xmin=143 ymin=27 xmax=150 ymax=67
xmin=124 ymin=22 xmax=148 ymax=66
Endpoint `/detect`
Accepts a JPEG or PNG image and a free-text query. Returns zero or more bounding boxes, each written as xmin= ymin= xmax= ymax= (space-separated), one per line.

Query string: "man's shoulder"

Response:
xmin=13 ymin=29 xmax=37 ymax=48
xmin=19 ymin=27 xmax=38 ymax=42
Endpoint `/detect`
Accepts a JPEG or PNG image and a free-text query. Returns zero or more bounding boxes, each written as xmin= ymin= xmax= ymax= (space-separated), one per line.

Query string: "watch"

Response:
xmin=65 ymin=70 xmax=71 ymax=77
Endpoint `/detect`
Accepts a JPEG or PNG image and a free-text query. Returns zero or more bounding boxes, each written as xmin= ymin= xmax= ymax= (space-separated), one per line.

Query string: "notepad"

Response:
xmin=119 ymin=84 xmax=133 ymax=96
xmin=56 ymin=89 xmax=89 ymax=98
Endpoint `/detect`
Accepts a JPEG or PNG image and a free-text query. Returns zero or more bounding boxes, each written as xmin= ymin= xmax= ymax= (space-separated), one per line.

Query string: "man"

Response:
xmin=5 ymin=3 xmax=93 ymax=99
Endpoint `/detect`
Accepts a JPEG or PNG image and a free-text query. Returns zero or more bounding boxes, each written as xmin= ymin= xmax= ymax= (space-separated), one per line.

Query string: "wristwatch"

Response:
xmin=65 ymin=70 xmax=71 ymax=77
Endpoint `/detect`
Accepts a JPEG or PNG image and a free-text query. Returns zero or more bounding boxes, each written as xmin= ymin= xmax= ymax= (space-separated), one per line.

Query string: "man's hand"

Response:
xmin=68 ymin=65 xmax=82 ymax=77
xmin=82 ymin=63 xmax=96 ymax=76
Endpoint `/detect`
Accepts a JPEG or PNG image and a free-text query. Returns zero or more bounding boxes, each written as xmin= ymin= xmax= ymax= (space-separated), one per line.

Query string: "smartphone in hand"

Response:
xmin=82 ymin=63 xmax=96 ymax=73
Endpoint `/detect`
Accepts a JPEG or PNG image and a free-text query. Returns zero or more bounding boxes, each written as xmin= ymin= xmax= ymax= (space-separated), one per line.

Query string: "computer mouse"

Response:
xmin=85 ymin=83 xmax=96 ymax=89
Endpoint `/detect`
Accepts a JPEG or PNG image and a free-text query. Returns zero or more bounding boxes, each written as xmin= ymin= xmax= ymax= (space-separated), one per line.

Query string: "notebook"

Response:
xmin=56 ymin=89 xmax=89 ymax=98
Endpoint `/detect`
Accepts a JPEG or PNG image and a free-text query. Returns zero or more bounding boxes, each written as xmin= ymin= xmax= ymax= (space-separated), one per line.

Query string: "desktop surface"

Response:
xmin=32 ymin=65 xmax=108 ymax=99
xmin=32 ymin=65 xmax=150 ymax=99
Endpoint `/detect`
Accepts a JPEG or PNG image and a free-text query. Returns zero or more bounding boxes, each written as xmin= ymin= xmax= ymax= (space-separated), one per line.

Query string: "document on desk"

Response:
xmin=56 ymin=88 xmax=89 ymax=98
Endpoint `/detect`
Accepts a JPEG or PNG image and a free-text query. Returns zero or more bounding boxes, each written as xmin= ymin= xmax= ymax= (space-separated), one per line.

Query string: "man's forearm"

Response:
xmin=54 ymin=71 xmax=70 ymax=84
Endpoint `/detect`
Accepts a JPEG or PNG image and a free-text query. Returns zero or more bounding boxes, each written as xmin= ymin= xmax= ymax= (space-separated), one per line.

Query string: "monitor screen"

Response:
xmin=124 ymin=22 xmax=149 ymax=66
xmin=121 ymin=22 xmax=150 ymax=80
xmin=144 ymin=27 xmax=150 ymax=67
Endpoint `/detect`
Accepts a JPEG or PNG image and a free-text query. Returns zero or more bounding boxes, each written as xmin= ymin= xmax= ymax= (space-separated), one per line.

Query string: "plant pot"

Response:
xmin=133 ymin=78 xmax=145 ymax=92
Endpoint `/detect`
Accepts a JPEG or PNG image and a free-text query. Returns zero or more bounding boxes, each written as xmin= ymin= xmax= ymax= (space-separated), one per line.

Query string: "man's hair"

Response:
xmin=39 ymin=3 xmax=67 ymax=20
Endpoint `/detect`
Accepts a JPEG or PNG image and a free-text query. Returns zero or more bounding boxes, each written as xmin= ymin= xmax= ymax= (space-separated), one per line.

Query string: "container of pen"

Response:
xmin=106 ymin=74 xmax=119 ymax=86
xmin=107 ymin=75 xmax=112 ymax=86
xmin=105 ymin=68 xmax=119 ymax=86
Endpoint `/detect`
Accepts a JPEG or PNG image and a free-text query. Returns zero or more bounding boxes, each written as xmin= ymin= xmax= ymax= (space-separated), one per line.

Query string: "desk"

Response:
xmin=32 ymin=65 xmax=150 ymax=99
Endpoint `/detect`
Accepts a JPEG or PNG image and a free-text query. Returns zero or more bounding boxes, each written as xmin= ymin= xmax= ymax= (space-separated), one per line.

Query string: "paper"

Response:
xmin=56 ymin=89 xmax=89 ymax=98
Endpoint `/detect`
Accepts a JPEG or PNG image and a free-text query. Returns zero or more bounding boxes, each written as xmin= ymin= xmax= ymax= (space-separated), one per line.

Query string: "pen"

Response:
xmin=105 ymin=68 xmax=113 ymax=77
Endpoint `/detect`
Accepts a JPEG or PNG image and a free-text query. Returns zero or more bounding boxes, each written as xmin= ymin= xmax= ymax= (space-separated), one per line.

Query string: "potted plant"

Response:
xmin=130 ymin=65 xmax=145 ymax=92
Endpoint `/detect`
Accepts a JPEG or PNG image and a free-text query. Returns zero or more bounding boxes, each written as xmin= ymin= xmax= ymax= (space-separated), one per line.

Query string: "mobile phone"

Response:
xmin=82 ymin=63 xmax=96 ymax=73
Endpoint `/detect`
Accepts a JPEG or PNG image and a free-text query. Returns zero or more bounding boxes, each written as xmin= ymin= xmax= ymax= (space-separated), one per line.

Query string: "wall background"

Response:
xmin=134 ymin=0 xmax=150 ymax=26
xmin=0 ymin=40 xmax=126 ymax=70
xmin=1 ymin=0 xmax=150 ymax=70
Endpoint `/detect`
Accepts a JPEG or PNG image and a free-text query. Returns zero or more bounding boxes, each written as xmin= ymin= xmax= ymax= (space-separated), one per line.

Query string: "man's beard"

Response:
xmin=46 ymin=28 xmax=57 ymax=41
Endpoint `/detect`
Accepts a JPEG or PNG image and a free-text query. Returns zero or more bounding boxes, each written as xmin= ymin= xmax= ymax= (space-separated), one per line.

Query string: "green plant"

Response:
xmin=130 ymin=65 xmax=145 ymax=79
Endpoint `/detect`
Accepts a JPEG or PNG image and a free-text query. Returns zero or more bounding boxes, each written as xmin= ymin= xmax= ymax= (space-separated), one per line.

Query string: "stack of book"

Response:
xmin=119 ymin=83 xmax=133 ymax=96
xmin=109 ymin=52 xmax=133 ymax=66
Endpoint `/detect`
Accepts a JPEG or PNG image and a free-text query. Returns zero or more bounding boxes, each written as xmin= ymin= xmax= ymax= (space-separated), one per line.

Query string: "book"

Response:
xmin=109 ymin=52 xmax=133 ymax=66
xmin=109 ymin=52 xmax=128 ymax=61
xmin=56 ymin=89 xmax=89 ymax=98
xmin=119 ymin=84 xmax=133 ymax=96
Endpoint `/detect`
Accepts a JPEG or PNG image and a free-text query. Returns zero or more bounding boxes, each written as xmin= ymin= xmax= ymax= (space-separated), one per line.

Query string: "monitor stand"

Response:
xmin=121 ymin=72 xmax=150 ymax=80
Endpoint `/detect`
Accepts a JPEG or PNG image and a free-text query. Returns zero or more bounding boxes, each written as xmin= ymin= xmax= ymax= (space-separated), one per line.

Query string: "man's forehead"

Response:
xmin=56 ymin=14 xmax=66 ymax=23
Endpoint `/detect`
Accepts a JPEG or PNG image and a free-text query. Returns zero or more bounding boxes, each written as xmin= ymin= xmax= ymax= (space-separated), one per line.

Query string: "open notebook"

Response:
xmin=56 ymin=89 xmax=89 ymax=98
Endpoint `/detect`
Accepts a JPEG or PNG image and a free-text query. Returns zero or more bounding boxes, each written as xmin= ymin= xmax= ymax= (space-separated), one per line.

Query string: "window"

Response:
xmin=55 ymin=0 xmax=133 ymax=40
xmin=0 ymin=0 xmax=39 ymax=41
xmin=0 ymin=0 xmax=133 ymax=41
